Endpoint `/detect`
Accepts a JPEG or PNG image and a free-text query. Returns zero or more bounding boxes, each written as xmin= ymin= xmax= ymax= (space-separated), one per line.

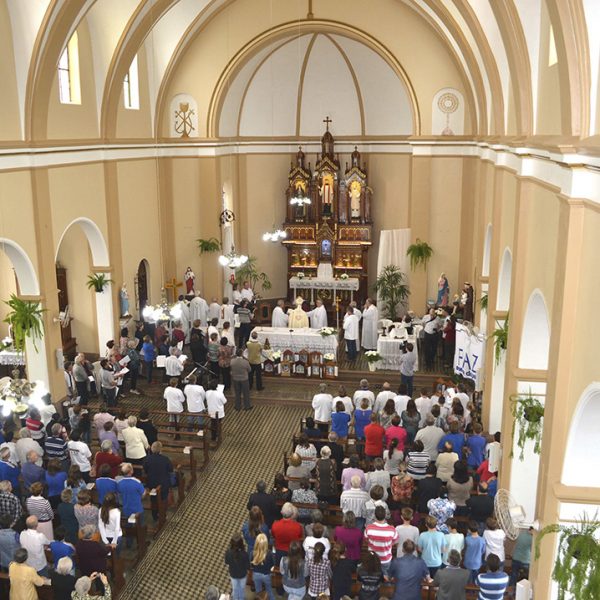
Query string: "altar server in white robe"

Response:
xmin=307 ymin=298 xmax=328 ymax=329
xmin=176 ymin=295 xmax=191 ymax=342
xmin=190 ymin=291 xmax=209 ymax=327
xmin=343 ymin=306 xmax=360 ymax=361
xmin=361 ymin=298 xmax=378 ymax=350
xmin=350 ymin=300 xmax=362 ymax=350
xmin=271 ymin=299 xmax=289 ymax=328
xmin=208 ymin=298 xmax=221 ymax=322
xmin=219 ymin=297 xmax=235 ymax=328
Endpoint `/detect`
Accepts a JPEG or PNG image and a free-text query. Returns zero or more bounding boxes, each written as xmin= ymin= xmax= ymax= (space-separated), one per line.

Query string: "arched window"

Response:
xmin=58 ymin=32 xmax=81 ymax=104
xmin=123 ymin=55 xmax=140 ymax=110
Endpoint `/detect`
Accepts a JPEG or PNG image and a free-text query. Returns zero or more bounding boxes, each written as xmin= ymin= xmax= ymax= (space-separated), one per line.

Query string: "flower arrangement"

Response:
xmin=297 ymin=272 xmax=305 ymax=279
xmin=364 ymin=351 xmax=382 ymax=363
xmin=318 ymin=327 xmax=336 ymax=337
xmin=323 ymin=353 xmax=335 ymax=361
xmin=340 ymin=273 xmax=349 ymax=280
xmin=1 ymin=336 xmax=13 ymax=350
xmin=271 ymin=351 xmax=282 ymax=361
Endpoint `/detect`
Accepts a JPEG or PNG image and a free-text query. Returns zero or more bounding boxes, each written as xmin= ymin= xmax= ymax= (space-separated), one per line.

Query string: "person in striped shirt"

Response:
xmin=476 ymin=553 xmax=509 ymax=600
xmin=364 ymin=505 xmax=399 ymax=576
xmin=340 ymin=475 xmax=370 ymax=529
xmin=406 ymin=440 xmax=430 ymax=479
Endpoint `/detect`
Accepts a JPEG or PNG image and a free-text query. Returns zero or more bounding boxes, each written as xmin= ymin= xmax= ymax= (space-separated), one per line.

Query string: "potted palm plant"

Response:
xmin=2 ymin=294 xmax=46 ymax=351
xmin=535 ymin=514 xmax=600 ymax=600
xmin=373 ymin=265 xmax=410 ymax=319
xmin=86 ymin=273 xmax=113 ymax=293
xmin=406 ymin=239 xmax=433 ymax=271
xmin=235 ymin=256 xmax=272 ymax=294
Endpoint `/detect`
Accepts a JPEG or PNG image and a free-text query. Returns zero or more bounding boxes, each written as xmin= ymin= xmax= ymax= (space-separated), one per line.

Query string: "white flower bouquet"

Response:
xmin=364 ymin=350 xmax=383 ymax=363
xmin=323 ymin=353 xmax=335 ymax=361
xmin=340 ymin=273 xmax=349 ymax=280
xmin=271 ymin=350 xmax=282 ymax=361
xmin=297 ymin=272 xmax=305 ymax=279
xmin=319 ymin=327 xmax=336 ymax=337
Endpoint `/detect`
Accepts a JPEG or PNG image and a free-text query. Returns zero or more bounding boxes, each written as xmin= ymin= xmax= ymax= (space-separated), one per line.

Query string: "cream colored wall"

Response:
xmin=46 ymin=21 xmax=99 ymax=140
xmin=496 ymin=169 xmax=518 ymax=260
xmin=55 ymin=225 xmax=96 ymax=352
xmin=0 ymin=250 xmax=18 ymax=337
xmin=162 ymin=0 xmax=472 ymax=137
xmin=0 ymin=0 xmax=21 ymax=140
xmin=115 ymin=45 xmax=154 ymax=139
xmin=116 ymin=159 xmax=162 ymax=310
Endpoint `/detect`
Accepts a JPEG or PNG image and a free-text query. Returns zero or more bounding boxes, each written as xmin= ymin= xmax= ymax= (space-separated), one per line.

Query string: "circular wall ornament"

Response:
xmin=438 ymin=93 xmax=459 ymax=114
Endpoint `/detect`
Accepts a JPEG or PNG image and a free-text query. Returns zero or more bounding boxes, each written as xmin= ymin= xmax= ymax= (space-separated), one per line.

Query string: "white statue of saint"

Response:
xmin=350 ymin=181 xmax=361 ymax=218
xmin=288 ymin=297 xmax=309 ymax=329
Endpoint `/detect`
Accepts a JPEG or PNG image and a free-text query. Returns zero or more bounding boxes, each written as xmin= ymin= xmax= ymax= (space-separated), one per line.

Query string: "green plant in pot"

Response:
xmin=373 ymin=265 xmax=410 ymax=319
xmin=535 ymin=514 xmax=600 ymax=600
xmin=2 ymin=294 xmax=46 ymax=351
xmin=479 ymin=292 xmax=488 ymax=312
xmin=235 ymin=256 xmax=272 ymax=294
xmin=196 ymin=237 xmax=221 ymax=255
xmin=406 ymin=239 xmax=433 ymax=271
xmin=490 ymin=313 xmax=509 ymax=366
xmin=510 ymin=391 xmax=544 ymax=459
xmin=86 ymin=273 xmax=113 ymax=293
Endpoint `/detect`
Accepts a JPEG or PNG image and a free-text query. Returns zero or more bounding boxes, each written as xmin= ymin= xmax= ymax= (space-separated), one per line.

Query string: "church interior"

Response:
xmin=1 ymin=0 xmax=600 ymax=598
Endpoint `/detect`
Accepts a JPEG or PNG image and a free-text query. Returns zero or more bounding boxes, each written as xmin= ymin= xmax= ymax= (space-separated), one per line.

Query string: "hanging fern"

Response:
xmin=535 ymin=514 xmax=600 ymax=600
xmin=2 ymin=294 xmax=46 ymax=351
xmin=479 ymin=292 xmax=488 ymax=312
xmin=490 ymin=314 xmax=509 ymax=366
xmin=510 ymin=391 xmax=544 ymax=460
xmin=406 ymin=239 xmax=433 ymax=271
xmin=197 ymin=237 xmax=221 ymax=255
xmin=86 ymin=273 xmax=113 ymax=293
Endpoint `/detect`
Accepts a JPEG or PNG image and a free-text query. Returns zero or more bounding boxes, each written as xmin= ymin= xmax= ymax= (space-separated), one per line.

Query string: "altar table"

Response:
xmin=289 ymin=277 xmax=360 ymax=304
xmin=0 ymin=350 xmax=25 ymax=366
xmin=376 ymin=333 xmax=419 ymax=371
xmin=252 ymin=326 xmax=338 ymax=354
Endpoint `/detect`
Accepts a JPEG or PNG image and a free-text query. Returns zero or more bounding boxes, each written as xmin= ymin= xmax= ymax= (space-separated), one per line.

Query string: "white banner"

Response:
xmin=454 ymin=323 xmax=485 ymax=388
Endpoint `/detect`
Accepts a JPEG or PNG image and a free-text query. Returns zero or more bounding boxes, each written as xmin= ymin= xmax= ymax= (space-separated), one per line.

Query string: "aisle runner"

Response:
xmin=119 ymin=404 xmax=307 ymax=599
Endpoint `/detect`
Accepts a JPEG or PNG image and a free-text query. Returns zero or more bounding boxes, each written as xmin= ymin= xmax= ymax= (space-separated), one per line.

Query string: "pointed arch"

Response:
xmin=496 ymin=247 xmax=512 ymax=311
xmin=519 ymin=290 xmax=551 ymax=370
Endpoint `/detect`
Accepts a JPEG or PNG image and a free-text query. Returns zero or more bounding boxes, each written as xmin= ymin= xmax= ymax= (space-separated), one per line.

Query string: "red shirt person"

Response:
xmin=271 ymin=502 xmax=303 ymax=555
xmin=364 ymin=413 xmax=386 ymax=460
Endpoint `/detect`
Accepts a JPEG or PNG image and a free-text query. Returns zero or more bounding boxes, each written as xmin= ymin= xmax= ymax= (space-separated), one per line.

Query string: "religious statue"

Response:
xmin=462 ymin=282 xmax=474 ymax=323
xmin=320 ymin=174 xmax=334 ymax=215
xmin=437 ymin=273 xmax=450 ymax=306
xmin=184 ymin=267 xmax=195 ymax=295
xmin=119 ymin=284 xmax=130 ymax=317
xmin=349 ymin=180 xmax=362 ymax=219
xmin=288 ymin=297 xmax=309 ymax=329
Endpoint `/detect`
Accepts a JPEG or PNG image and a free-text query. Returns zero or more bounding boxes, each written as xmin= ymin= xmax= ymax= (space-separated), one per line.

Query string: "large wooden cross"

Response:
xmin=323 ymin=115 xmax=332 ymax=131
xmin=164 ymin=277 xmax=184 ymax=302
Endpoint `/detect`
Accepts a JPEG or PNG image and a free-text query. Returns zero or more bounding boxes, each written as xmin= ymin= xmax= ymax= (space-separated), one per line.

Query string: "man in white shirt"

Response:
xmin=271 ymin=299 xmax=289 ymax=328
xmin=206 ymin=382 xmax=227 ymax=442
xmin=67 ymin=431 xmax=92 ymax=480
xmin=164 ymin=378 xmax=185 ymax=425
xmin=455 ymin=383 xmax=470 ymax=412
xmin=332 ymin=385 xmax=353 ymax=415
xmin=351 ymin=300 xmax=362 ymax=319
xmin=190 ymin=291 xmax=209 ymax=327
xmin=361 ymin=298 xmax=379 ymax=350
xmin=20 ymin=516 xmax=50 ymax=575
xmin=240 ymin=281 xmax=254 ymax=302
xmin=415 ymin=388 xmax=432 ymax=427
xmin=414 ymin=415 xmax=445 ymax=461
xmin=184 ymin=373 xmax=205 ymax=428
xmin=399 ymin=342 xmax=417 ymax=397
xmin=312 ymin=383 xmax=334 ymax=431
xmin=165 ymin=347 xmax=184 ymax=380
xmin=353 ymin=379 xmax=375 ymax=410
xmin=374 ymin=382 xmax=396 ymax=414
xmin=394 ymin=383 xmax=412 ymax=415
xmin=208 ymin=297 xmax=221 ymax=322
xmin=307 ymin=299 xmax=328 ymax=329
xmin=343 ymin=306 xmax=360 ymax=361
xmin=423 ymin=308 xmax=443 ymax=370
xmin=15 ymin=429 xmax=43 ymax=466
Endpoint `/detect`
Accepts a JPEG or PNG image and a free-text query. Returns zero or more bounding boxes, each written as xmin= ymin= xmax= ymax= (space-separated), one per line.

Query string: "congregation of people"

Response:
xmin=221 ymin=378 xmax=531 ymax=600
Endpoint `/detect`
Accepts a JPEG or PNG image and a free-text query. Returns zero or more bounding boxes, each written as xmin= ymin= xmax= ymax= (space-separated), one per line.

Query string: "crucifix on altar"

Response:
xmin=164 ymin=277 xmax=184 ymax=302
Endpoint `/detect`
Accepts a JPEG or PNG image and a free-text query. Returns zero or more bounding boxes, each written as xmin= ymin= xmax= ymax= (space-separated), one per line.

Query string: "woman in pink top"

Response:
xmin=384 ymin=415 xmax=407 ymax=451
xmin=334 ymin=511 xmax=363 ymax=562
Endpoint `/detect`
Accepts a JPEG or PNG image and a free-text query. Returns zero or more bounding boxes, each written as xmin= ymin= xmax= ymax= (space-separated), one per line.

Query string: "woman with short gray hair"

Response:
xmin=71 ymin=572 xmax=111 ymax=599
xmin=49 ymin=556 xmax=76 ymax=599
xmin=120 ymin=415 xmax=149 ymax=465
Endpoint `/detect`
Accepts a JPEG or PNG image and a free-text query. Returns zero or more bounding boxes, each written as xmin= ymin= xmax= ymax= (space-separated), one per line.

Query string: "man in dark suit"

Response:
xmin=246 ymin=480 xmax=278 ymax=528
xmin=144 ymin=441 xmax=173 ymax=521
xmin=327 ymin=432 xmax=345 ymax=479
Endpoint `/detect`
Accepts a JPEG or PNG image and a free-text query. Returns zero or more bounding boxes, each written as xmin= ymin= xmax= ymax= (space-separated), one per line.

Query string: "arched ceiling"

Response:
xmin=3 ymin=0 xmax=597 ymax=140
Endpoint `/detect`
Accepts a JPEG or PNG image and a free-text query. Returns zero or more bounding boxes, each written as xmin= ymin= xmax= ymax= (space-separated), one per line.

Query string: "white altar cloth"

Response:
xmin=0 ymin=350 xmax=25 ymax=366
xmin=289 ymin=276 xmax=360 ymax=305
xmin=376 ymin=334 xmax=419 ymax=371
xmin=252 ymin=326 xmax=338 ymax=354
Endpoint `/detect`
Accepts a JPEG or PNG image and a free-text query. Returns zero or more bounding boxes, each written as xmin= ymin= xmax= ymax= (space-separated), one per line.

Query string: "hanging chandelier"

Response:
xmin=218 ymin=245 xmax=248 ymax=269
xmin=262 ymin=228 xmax=287 ymax=242
xmin=290 ymin=194 xmax=311 ymax=206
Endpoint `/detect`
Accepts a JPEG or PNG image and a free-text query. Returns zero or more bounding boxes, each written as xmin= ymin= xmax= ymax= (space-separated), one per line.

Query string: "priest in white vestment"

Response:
xmin=361 ymin=298 xmax=379 ymax=350
xmin=307 ymin=299 xmax=328 ymax=329
xmin=343 ymin=306 xmax=360 ymax=361
xmin=208 ymin=298 xmax=221 ymax=322
xmin=219 ymin=297 xmax=235 ymax=328
xmin=176 ymin=296 xmax=191 ymax=342
xmin=190 ymin=291 xmax=209 ymax=327
xmin=240 ymin=282 xmax=254 ymax=302
xmin=271 ymin=299 xmax=289 ymax=328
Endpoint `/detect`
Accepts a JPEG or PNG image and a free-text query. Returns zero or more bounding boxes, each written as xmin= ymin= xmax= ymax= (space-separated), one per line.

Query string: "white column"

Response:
xmin=95 ymin=279 xmax=115 ymax=352
xmin=24 ymin=336 xmax=50 ymax=388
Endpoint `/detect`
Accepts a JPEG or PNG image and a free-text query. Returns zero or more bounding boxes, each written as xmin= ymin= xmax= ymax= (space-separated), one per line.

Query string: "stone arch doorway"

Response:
xmin=136 ymin=259 xmax=150 ymax=316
